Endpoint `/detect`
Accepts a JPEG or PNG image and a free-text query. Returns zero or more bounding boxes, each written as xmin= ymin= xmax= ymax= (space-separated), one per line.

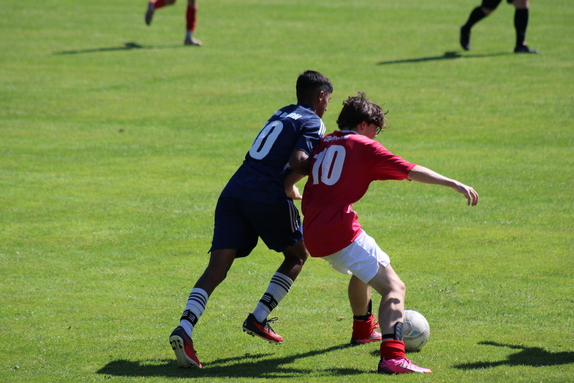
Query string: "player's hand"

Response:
xmin=286 ymin=184 xmax=302 ymax=200
xmin=454 ymin=183 xmax=479 ymax=206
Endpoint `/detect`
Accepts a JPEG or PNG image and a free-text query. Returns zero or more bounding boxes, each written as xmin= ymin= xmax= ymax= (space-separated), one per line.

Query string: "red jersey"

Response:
xmin=301 ymin=131 xmax=416 ymax=257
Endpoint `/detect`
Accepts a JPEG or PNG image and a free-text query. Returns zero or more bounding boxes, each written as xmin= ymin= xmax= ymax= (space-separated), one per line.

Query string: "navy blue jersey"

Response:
xmin=221 ymin=103 xmax=325 ymax=203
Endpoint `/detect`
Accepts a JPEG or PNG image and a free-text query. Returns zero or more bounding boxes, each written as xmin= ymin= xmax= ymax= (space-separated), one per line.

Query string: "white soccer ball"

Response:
xmin=403 ymin=310 xmax=430 ymax=351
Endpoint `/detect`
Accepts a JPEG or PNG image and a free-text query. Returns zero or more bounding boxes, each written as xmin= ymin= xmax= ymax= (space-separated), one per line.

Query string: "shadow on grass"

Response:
xmin=53 ymin=42 xmax=184 ymax=55
xmin=454 ymin=341 xmax=574 ymax=369
xmin=97 ymin=343 xmax=363 ymax=378
xmin=376 ymin=51 xmax=512 ymax=65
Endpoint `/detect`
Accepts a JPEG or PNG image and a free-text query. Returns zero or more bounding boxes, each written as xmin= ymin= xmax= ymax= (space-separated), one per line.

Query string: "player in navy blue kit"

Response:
xmin=169 ymin=70 xmax=333 ymax=368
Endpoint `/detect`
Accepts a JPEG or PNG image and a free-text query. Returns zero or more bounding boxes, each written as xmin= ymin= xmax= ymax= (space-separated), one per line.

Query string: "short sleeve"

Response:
xmin=295 ymin=118 xmax=326 ymax=156
xmin=369 ymin=142 xmax=416 ymax=181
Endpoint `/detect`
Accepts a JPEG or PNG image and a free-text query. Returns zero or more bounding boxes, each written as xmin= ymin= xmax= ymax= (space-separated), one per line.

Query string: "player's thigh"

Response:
xmin=322 ymin=231 xmax=390 ymax=283
xmin=282 ymin=239 xmax=308 ymax=263
xmin=367 ymin=263 xmax=405 ymax=297
xmin=210 ymin=197 xmax=258 ymax=257
xmin=482 ymin=0 xmax=503 ymax=10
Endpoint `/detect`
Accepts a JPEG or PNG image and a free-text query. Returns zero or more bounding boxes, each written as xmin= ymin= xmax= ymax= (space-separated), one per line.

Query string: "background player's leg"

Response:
xmin=184 ymin=0 xmax=202 ymax=45
xmin=145 ymin=0 xmax=174 ymax=26
xmin=460 ymin=0 xmax=500 ymax=50
xmin=512 ymin=0 xmax=537 ymax=52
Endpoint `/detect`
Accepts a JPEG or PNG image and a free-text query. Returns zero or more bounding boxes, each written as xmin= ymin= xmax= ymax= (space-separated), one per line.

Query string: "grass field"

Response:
xmin=1 ymin=0 xmax=573 ymax=382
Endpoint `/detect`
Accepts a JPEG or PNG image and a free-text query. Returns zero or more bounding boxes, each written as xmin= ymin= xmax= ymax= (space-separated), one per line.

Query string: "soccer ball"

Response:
xmin=403 ymin=310 xmax=430 ymax=351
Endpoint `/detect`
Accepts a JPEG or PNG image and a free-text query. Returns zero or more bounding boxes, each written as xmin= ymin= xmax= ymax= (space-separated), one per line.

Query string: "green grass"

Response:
xmin=1 ymin=0 xmax=573 ymax=382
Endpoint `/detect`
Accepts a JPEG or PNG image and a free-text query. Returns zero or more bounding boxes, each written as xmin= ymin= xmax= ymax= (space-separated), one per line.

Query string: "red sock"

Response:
xmin=352 ymin=314 xmax=376 ymax=339
xmin=380 ymin=340 xmax=406 ymax=360
xmin=186 ymin=6 xmax=198 ymax=32
xmin=153 ymin=0 xmax=166 ymax=9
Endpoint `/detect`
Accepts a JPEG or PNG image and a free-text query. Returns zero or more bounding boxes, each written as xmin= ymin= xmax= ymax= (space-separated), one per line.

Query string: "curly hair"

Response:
xmin=336 ymin=92 xmax=389 ymax=132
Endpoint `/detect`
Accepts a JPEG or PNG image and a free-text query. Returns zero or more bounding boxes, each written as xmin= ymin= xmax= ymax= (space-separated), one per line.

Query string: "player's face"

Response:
xmin=315 ymin=92 xmax=332 ymax=118
xmin=367 ymin=123 xmax=380 ymax=139
xmin=359 ymin=122 xmax=381 ymax=139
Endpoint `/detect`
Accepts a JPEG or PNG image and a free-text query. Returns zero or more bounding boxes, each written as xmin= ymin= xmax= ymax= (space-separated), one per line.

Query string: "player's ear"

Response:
xmin=315 ymin=90 xmax=326 ymax=103
xmin=357 ymin=121 xmax=369 ymax=132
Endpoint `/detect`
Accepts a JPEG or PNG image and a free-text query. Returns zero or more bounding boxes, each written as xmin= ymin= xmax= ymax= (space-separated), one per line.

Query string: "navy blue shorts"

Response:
xmin=209 ymin=196 xmax=303 ymax=258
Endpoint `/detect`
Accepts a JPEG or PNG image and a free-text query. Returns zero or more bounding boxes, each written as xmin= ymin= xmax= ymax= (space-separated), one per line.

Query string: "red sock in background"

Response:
xmin=186 ymin=6 xmax=198 ymax=32
xmin=352 ymin=315 xmax=376 ymax=339
xmin=153 ymin=0 xmax=166 ymax=9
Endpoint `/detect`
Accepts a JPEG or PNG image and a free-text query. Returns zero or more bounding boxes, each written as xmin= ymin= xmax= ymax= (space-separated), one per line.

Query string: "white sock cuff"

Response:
xmin=272 ymin=272 xmax=293 ymax=292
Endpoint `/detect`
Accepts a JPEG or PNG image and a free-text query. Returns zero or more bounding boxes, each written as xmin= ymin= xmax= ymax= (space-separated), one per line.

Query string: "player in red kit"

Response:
xmin=302 ymin=92 xmax=479 ymax=374
xmin=144 ymin=0 xmax=202 ymax=46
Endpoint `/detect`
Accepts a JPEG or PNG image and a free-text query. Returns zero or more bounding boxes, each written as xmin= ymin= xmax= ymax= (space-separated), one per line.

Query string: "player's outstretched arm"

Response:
xmin=407 ymin=165 xmax=479 ymax=206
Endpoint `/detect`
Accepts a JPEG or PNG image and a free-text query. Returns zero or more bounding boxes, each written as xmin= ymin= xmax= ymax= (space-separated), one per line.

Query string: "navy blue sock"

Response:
xmin=514 ymin=9 xmax=529 ymax=47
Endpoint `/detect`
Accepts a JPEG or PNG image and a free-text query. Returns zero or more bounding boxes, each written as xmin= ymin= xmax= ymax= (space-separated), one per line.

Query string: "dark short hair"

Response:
xmin=296 ymin=70 xmax=333 ymax=105
xmin=336 ymin=92 xmax=389 ymax=131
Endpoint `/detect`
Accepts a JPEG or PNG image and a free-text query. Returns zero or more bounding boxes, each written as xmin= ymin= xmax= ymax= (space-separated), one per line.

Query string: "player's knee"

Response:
xmin=283 ymin=241 xmax=309 ymax=264
xmin=512 ymin=0 xmax=528 ymax=9
xmin=384 ymin=282 xmax=404 ymax=297
xmin=283 ymin=250 xmax=308 ymax=266
xmin=391 ymin=279 xmax=406 ymax=298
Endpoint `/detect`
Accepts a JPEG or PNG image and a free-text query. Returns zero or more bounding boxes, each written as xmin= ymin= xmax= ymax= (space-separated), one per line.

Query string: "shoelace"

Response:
xmin=264 ymin=317 xmax=279 ymax=330
xmin=396 ymin=358 xmax=416 ymax=368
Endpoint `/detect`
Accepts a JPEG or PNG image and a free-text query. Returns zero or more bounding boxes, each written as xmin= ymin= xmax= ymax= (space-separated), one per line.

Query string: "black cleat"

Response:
xmin=460 ymin=26 xmax=471 ymax=51
xmin=145 ymin=1 xmax=155 ymax=26
xmin=514 ymin=45 xmax=538 ymax=54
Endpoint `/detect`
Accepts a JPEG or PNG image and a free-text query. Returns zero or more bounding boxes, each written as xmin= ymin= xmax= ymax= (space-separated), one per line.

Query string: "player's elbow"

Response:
xmin=290 ymin=161 xmax=310 ymax=175
xmin=289 ymin=151 xmax=311 ymax=175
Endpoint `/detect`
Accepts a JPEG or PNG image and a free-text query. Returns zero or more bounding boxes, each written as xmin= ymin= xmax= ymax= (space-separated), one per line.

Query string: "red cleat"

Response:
xmin=169 ymin=326 xmax=202 ymax=368
xmin=242 ymin=313 xmax=284 ymax=343
xmin=378 ymin=357 xmax=431 ymax=374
